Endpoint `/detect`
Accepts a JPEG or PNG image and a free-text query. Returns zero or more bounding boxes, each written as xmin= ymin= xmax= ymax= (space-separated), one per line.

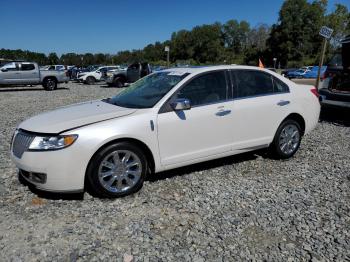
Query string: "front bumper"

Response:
xmin=11 ymin=143 xmax=87 ymax=193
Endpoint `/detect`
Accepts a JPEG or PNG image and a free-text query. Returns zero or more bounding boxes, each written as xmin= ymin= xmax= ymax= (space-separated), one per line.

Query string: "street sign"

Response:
xmin=319 ymin=26 xmax=333 ymax=39
xmin=164 ymin=46 xmax=170 ymax=52
xmin=315 ymin=26 xmax=334 ymax=89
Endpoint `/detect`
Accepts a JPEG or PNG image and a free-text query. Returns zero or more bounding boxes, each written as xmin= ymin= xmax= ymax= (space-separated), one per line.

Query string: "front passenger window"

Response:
xmin=177 ymin=71 xmax=227 ymax=106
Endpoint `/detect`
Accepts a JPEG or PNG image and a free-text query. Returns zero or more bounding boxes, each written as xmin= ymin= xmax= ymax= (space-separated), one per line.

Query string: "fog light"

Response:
xmin=20 ymin=169 xmax=47 ymax=184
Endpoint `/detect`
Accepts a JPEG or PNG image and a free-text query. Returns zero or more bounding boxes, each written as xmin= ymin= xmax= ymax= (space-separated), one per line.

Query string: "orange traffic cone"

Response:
xmin=258 ymin=59 xmax=265 ymax=68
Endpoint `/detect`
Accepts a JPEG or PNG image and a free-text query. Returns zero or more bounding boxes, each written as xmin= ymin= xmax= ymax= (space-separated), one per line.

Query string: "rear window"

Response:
xmin=232 ymin=70 xmax=289 ymax=98
xmin=21 ymin=64 xmax=35 ymax=71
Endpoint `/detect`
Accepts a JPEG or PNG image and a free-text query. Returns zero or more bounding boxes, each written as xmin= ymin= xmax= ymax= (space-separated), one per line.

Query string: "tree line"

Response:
xmin=1 ymin=0 xmax=349 ymax=68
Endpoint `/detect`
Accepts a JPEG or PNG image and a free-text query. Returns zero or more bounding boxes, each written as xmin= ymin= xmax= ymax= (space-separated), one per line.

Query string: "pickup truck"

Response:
xmin=0 ymin=62 xmax=69 ymax=91
xmin=106 ymin=62 xmax=152 ymax=87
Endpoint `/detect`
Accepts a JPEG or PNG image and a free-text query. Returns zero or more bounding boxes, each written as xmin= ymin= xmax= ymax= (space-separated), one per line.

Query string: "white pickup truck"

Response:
xmin=0 ymin=62 xmax=69 ymax=91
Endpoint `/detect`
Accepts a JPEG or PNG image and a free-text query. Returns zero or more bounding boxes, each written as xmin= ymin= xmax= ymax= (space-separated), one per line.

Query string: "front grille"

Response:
xmin=12 ymin=130 xmax=35 ymax=158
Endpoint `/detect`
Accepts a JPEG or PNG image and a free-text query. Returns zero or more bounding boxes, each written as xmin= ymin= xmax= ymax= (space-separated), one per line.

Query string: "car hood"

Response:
xmin=19 ymin=100 xmax=136 ymax=133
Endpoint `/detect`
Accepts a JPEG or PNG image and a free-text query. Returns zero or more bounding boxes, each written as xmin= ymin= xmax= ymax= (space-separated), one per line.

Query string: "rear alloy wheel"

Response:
xmin=270 ymin=119 xmax=302 ymax=159
xmin=86 ymin=142 xmax=147 ymax=198
xmin=43 ymin=78 xmax=57 ymax=91
xmin=86 ymin=76 xmax=96 ymax=85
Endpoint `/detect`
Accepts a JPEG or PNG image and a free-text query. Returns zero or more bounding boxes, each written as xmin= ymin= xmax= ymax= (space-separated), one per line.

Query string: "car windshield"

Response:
xmin=105 ymin=72 xmax=189 ymax=109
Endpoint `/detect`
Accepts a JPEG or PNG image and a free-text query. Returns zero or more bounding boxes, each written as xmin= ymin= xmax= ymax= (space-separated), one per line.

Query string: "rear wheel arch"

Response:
xmin=282 ymin=113 xmax=306 ymax=136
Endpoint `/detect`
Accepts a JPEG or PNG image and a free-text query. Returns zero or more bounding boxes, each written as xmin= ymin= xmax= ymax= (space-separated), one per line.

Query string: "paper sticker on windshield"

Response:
xmin=167 ymin=71 xmax=187 ymax=76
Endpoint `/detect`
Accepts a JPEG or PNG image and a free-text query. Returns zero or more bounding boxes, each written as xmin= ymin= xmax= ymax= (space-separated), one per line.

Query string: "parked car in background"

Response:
xmin=281 ymin=68 xmax=297 ymax=77
xmin=0 ymin=62 xmax=69 ymax=90
xmin=285 ymin=68 xmax=310 ymax=79
xmin=106 ymin=62 xmax=152 ymax=87
xmin=319 ymin=35 xmax=350 ymax=108
xmin=303 ymin=66 xmax=327 ymax=79
xmin=77 ymin=66 xmax=120 ymax=84
xmin=11 ymin=65 xmax=320 ymax=198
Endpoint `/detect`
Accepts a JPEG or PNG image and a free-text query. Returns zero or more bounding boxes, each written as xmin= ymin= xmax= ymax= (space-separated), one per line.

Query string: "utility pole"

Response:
xmin=316 ymin=26 xmax=333 ymax=90
xmin=165 ymin=46 xmax=170 ymax=68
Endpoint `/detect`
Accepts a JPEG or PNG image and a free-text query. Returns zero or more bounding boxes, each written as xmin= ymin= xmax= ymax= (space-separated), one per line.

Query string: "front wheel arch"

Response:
xmin=84 ymin=138 xmax=155 ymax=188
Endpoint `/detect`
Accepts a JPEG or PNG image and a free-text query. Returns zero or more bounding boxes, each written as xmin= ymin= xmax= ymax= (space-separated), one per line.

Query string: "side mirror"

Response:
xmin=170 ymin=98 xmax=191 ymax=111
xmin=1 ymin=68 xmax=8 ymax=72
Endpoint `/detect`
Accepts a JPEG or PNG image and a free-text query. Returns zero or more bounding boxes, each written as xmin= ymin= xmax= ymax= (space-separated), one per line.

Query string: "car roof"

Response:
xmin=161 ymin=65 xmax=271 ymax=75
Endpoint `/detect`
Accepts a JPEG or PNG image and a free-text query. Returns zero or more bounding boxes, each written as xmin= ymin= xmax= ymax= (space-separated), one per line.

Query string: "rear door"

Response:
xmin=230 ymin=70 xmax=291 ymax=151
xmin=19 ymin=63 xmax=39 ymax=84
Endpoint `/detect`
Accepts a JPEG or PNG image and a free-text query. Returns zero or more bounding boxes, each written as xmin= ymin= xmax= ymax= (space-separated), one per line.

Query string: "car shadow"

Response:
xmin=0 ymin=87 xmax=69 ymax=92
xmin=146 ymin=150 xmax=265 ymax=183
xmin=320 ymin=107 xmax=350 ymax=127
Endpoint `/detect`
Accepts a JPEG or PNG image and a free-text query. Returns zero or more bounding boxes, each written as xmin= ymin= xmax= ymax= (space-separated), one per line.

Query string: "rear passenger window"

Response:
xmin=233 ymin=70 xmax=274 ymax=98
xmin=273 ymin=76 xmax=289 ymax=93
xmin=21 ymin=64 xmax=35 ymax=71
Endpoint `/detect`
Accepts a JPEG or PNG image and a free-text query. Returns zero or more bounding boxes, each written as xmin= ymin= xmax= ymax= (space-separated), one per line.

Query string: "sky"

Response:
xmin=1 ymin=0 xmax=349 ymax=55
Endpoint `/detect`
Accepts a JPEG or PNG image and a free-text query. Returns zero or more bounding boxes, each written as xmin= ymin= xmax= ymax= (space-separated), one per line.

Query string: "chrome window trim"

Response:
xmin=158 ymin=69 xmax=233 ymax=114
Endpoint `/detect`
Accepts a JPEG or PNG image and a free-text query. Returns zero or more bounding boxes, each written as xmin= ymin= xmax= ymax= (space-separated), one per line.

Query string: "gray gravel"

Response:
xmin=0 ymin=82 xmax=349 ymax=261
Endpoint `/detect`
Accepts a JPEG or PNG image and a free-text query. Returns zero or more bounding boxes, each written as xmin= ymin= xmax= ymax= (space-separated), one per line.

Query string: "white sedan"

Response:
xmin=11 ymin=65 xmax=320 ymax=198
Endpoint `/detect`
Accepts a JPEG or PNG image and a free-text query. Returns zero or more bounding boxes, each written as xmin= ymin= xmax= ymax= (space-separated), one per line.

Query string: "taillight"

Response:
xmin=310 ymin=87 xmax=319 ymax=98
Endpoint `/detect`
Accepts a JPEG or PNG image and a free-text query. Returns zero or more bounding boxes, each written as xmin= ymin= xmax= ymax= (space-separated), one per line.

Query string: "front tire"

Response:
xmin=269 ymin=119 xmax=302 ymax=159
xmin=86 ymin=142 xmax=147 ymax=198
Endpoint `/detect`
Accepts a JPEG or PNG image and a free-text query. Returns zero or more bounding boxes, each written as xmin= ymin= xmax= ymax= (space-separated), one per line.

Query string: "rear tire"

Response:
xmin=269 ymin=119 xmax=302 ymax=159
xmin=86 ymin=142 xmax=147 ymax=198
xmin=113 ymin=77 xmax=125 ymax=88
xmin=43 ymin=78 xmax=57 ymax=91
xmin=85 ymin=76 xmax=96 ymax=85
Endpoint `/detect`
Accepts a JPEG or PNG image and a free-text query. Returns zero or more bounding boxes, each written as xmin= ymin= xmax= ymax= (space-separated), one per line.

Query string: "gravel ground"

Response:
xmin=0 ymin=82 xmax=349 ymax=261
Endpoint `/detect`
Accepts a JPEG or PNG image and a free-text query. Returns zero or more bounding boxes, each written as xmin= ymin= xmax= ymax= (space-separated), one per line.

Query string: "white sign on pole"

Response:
xmin=164 ymin=46 xmax=170 ymax=52
xmin=319 ymin=26 xmax=333 ymax=39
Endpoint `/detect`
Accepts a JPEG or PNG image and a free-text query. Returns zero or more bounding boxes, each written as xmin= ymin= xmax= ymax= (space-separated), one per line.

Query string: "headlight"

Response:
xmin=29 ymin=135 xmax=78 ymax=150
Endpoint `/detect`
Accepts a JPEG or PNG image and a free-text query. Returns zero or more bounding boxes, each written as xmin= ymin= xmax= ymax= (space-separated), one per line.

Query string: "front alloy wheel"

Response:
xmin=98 ymin=150 xmax=142 ymax=193
xmin=86 ymin=142 xmax=147 ymax=198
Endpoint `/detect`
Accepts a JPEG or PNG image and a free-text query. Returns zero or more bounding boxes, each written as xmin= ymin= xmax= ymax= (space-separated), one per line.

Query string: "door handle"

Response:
xmin=277 ymin=100 xmax=290 ymax=106
xmin=216 ymin=109 xmax=231 ymax=116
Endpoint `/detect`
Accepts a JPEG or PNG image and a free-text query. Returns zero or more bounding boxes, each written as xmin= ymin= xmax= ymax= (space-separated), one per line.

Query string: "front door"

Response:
xmin=157 ymin=70 xmax=234 ymax=166
xmin=0 ymin=62 xmax=20 ymax=84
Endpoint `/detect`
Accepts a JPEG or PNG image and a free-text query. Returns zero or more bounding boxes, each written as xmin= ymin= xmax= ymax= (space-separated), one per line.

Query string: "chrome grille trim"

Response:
xmin=12 ymin=130 xmax=35 ymax=159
